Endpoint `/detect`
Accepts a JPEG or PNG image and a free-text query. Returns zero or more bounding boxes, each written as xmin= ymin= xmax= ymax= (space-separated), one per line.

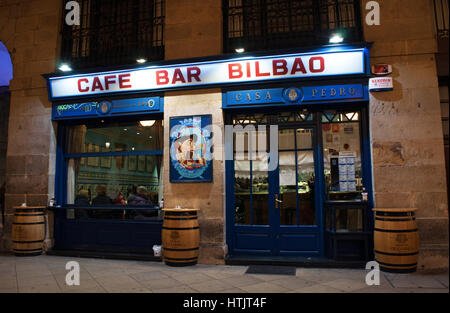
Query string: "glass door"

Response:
xmin=274 ymin=127 xmax=321 ymax=256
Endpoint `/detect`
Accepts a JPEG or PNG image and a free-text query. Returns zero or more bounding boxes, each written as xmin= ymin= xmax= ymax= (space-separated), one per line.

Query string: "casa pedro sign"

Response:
xmin=46 ymin=48 xmax=367 ymax=100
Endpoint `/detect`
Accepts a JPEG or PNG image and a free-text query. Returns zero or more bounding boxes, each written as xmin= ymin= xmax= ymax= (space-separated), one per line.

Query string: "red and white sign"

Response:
xmin=369 ymin=77 xmax=393 ymax=91
xmin=48 ymin=49 xmax=366 ymax=99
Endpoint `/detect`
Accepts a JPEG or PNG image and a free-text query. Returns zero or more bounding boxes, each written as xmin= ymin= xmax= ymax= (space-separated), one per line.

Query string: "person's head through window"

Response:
xmin=75 ymin=189 xmax=90 ymax=205
xmin=92 ymin=184 xmax=112 ymax=205
xmin=129 ymin=186 xmax=152 ymax=206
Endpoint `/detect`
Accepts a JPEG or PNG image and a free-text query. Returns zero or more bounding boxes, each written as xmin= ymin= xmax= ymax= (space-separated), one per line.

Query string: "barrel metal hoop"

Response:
xmin=165 ymin=212 xmax=197 ymax=217
xmin=163 ymin=247 xmax=199 ymax=251
xmin=14 ymin=213 xmax=45 ymax=216
xmin=376 ymin=260 xmax=418 ymax=267
xmin=375 ymin=211 xmax=415 ymax=217
xmin=12 ymin=222 xmax=45 ymax=225
xmin=164 ymin=217 xmax=197 ymax=220
xmin=13 ymin=248 xmax=43 ymax=252
xmin=162 ymin=226 xmax=199 ymax=230
xmin=15 ymin=209 xmax=45 ymax=213
xmin=374 ymin=228 xmax=418 ymax=233
xmin=164 ymin=256 xmax=198 ymax=261
xmin=12 ymin=240 xmax=44 ymax=244
xmin=375 ymin=217 xmax=415 ymax=222
xmin=375 ymin=250 xmax=419 ymax=256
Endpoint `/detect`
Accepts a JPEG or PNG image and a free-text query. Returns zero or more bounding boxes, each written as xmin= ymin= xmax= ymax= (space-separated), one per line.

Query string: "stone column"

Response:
xmin=362 ymin=0 xmax=449 ymax=271
xmin=0 ymin=0 xmax=61 ymax=252
xmin=164 ymin=0 xmax=225 ymax=264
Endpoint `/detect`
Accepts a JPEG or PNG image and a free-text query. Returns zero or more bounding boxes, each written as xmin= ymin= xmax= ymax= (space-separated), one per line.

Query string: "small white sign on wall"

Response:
xmin=369 ymin=77 xmax=393 ymax=91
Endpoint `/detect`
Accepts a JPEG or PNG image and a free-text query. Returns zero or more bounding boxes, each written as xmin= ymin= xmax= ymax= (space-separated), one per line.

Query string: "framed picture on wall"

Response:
xmin=100 ymin=147 xmax=111 ymax=168
xmin=169 ymin=114 xmax=213 ymax=183
xmin=138 ymin=155 xmax=146 ymax=172
xmin=87 ymin=143 xmax=99 ymax=167
xmin=128 ymin=155 xmax=137 ymax=171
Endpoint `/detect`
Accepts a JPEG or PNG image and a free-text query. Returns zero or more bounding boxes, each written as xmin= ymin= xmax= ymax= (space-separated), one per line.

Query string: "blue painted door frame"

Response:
xmin=225 ymin=116 xmax=324 ymax=257
xmin=225 ymin=103 xmax=373 ymax=258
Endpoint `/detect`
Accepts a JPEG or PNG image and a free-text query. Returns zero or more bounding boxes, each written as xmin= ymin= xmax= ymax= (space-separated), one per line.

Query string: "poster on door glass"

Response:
xmin=339 ymin=151 xmax=356 ymax=191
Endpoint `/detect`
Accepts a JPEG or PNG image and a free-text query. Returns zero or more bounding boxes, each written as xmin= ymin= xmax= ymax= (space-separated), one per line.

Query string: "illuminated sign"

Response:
xmin=46 ymin=47 xmax=368 ymax=100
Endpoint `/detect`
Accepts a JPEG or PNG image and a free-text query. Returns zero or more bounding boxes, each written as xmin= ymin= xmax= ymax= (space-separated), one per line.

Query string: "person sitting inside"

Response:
xmin=74 ymin=189 xmax=90 ymax=218
xmin=74 ymin=189 xmax=90 ymax=206
xmin=92 ymin=185 xmax=112 ymax=205
xmin=129 ymin=186 xmax=152 ymax=206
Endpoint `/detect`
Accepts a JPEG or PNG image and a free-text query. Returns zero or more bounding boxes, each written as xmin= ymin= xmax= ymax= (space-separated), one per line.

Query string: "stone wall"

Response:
xmin=163 ymin=0 xmax=225 ymax=264
xmin=362 ymin=0 xmax=449 ymax=271
xmin=0 ymin=0 xmax=60 ymax=251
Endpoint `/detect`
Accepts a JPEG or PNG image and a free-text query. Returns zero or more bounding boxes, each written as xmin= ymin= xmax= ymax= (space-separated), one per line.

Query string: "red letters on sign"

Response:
xmin=228 ymin=64 xmax=243 ymax=79
xmin=76 ymin=74 xmax=132 ymax=93
xmin=291 ymin=58 xmax=307 ymax=75
xmin=156 ymin=70 xmax=169 ymax=85
xmin=187 ymin=67 xmax=201 ymax=82
xmin=309 ymin=56 xmax=325 ymax=73
xmin=78 ymin=78 xmax=89 ymax=92
xmin=272 ymin=59 xmax=288 ymax=76
xmin=91 ymin=77 xmax=104 ymax=91
xmin=118 ymin=74 xmax=132 ymax=88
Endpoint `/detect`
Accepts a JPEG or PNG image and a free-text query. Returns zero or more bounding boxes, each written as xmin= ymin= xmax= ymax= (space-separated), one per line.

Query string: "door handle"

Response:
xmin=275 ymin=194 xmax=282 ymax=209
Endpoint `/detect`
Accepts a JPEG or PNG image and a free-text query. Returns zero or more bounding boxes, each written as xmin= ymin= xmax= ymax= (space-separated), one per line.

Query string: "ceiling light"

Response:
xmin=105 ymin=142 xmax=110 ymax=149
xmin=59 ymin=63 xmax=72 ymax=72
xmin=235 ymin=48 xmax=245 ymax=53
xmin=329 ymin=34 xmax=344 ymax=44
xmin=136 ymin=58 xmax=147 ymax=64
xmin=139 ymin=120 xmax=156 ymax=127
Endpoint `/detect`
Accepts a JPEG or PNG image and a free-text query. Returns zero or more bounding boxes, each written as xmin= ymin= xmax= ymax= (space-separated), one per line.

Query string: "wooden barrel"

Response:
xmin=373 ymin=208 xmax=419 ymax=273
xmin=12 ymin=206 xmax=46 ymax=256
xmin=162 ymin=208 xmax=200 ymax=266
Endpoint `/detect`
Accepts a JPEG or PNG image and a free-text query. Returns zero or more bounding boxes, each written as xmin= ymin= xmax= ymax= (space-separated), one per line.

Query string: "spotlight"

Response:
xmin=235 ymin=48 xmax=245 ymax=53
xmin=136 ymin=58 xmax=147 ymax=64
xmin=58 ymin=63 xmax=72 ymax=72
xmin=329 ymin=34 xmax=344 ymax=44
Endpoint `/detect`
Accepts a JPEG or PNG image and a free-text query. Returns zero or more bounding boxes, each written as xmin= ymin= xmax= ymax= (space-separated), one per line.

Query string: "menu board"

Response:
xmin=338 ymin=151 xmax=356 ymax=191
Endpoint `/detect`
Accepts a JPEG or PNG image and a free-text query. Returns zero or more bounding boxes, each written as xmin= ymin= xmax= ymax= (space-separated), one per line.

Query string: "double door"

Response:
xmin=229 ymin=119 xmax=323 ymax=256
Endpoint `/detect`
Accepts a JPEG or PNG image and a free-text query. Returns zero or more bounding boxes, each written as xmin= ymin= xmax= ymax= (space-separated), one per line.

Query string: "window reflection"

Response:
xmin=65 ymin=120 xmax=163 ymax=218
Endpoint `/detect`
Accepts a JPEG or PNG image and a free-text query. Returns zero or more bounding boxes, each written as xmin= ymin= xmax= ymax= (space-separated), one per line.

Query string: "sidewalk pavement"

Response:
xmin=0 ymin=254 xmax=448 ymax=293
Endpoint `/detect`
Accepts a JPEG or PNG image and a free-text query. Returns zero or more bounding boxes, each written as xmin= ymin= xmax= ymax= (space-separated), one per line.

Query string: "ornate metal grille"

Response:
xmin=224 ymin=0 xmax=363 ymax=53
xmin=61 ymin=0 xmax=165 ymax=69
xmin=433 ymin=0 xmax=449 ymax=39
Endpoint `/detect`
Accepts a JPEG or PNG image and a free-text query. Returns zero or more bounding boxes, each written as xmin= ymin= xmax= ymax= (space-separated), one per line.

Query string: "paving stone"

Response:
xmin=167 ymin=272 xmax=215 ymax=284
xmin=321 ymin=278 xmax=370 ymax=292
xmin=384 ymin=273 xmax=448 ymax=289
xmin=153 ymin=285 xmax=198 ymax=293
xmin=129 ymin=270 xmax=170 ymax=282
xmin=270 ymin=277 xmax=317 ymax=290
xmin=291 ymin=284 xmax=344 ymax=293
xmin=220 ymin=275 xmax=265 ymax=288
xmin=190 ymin=279 xmax=233 ymax=292
xmin=140 ymin=277 xmax=184 ymax=290
xmin=18 ymin=281 xmax=61 ymax=293
xmin=239 ymin=282 xmax=289 ymax=293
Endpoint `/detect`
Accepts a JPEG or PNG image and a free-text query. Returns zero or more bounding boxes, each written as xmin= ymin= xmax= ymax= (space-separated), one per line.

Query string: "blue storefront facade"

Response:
xmin=44 ymin=43 xmax=375 ymax=263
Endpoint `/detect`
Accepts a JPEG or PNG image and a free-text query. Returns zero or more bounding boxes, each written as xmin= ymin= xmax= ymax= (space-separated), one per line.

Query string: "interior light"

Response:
xmin=59 ymin=63 xmax=72 ymax=72
xmin=136 ymin=58 xmax=147 ymax=64
xmin=105 ymin=142 xmax=110 ymax=149
xmin=235 ymin=48 xmax=245 ymax=53
xmin=329 ymin=34 xmax=344 ymax=44
xmin=136 ymin=132 xmax=141 ymax=135
xmin=132 ymin=147 xmax=135 ymax=151
xmin=123 ymin=128 xmax=128 ymax=131
xmin=139 ymin=120 xmax=156 ymax=127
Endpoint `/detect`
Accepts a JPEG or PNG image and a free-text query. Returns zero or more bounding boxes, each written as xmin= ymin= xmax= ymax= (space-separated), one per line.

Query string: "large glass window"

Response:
xmin=321 ymin=111 xmax=363 ymax=201
xmin=64 ymin=120 xmax=163 ymax=210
